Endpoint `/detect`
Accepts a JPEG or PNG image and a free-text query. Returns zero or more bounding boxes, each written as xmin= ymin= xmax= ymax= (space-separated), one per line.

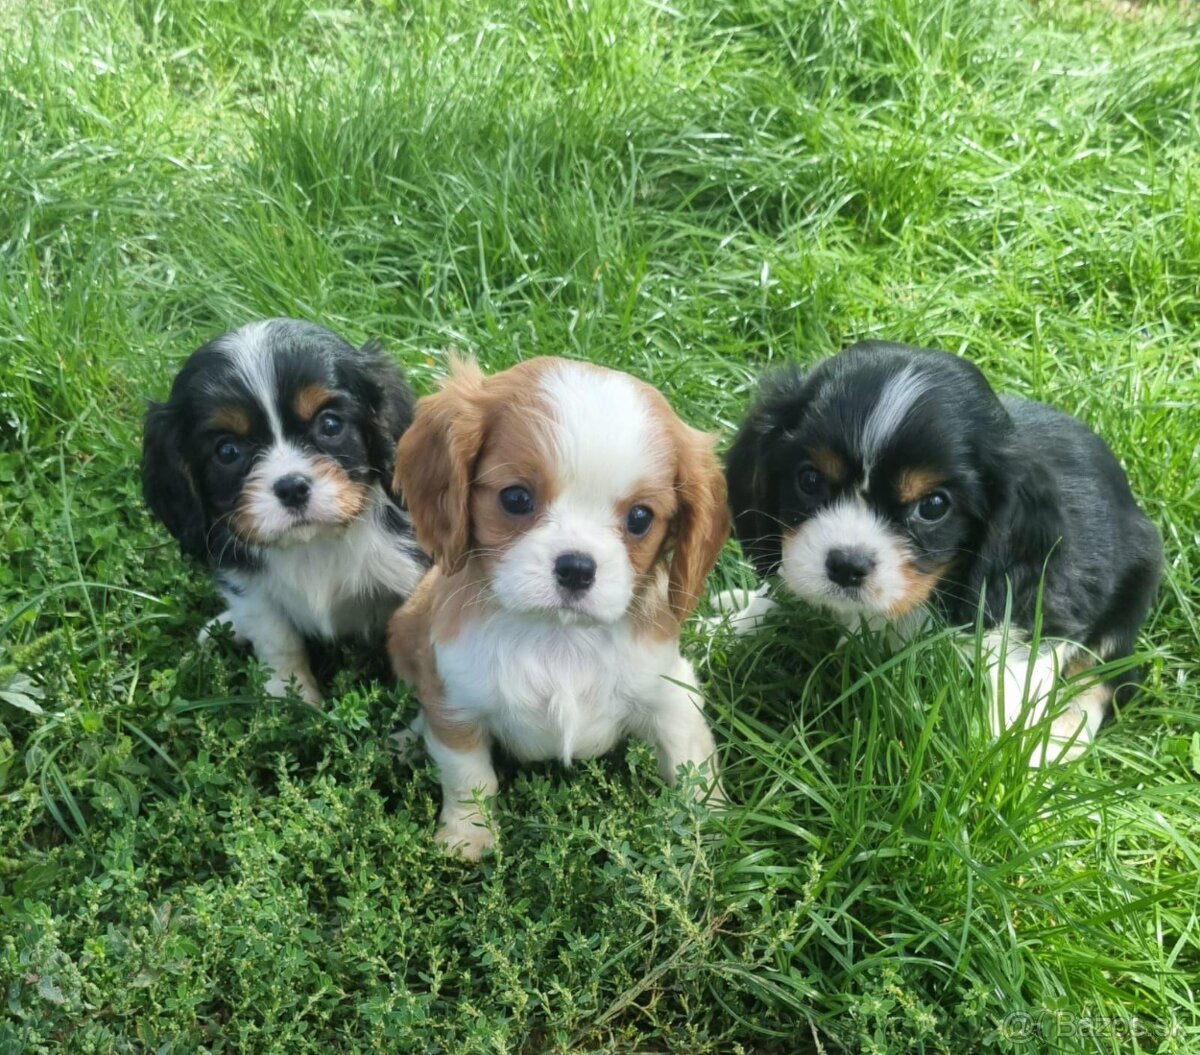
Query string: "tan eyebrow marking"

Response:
xmin=810 ymin=446 xmax=847 ymax=484
xmin=294 ymin=384 xmax=334 ymax=422
xmin=208 ymin=406 xmax=251 ymax=435
xmin=898 ymin=467 xmax=947 ymax=505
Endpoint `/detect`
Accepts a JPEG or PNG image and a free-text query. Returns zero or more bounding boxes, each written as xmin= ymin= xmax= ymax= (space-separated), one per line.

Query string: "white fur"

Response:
xmin=427 ymin=594 xmax=719 ymax=858
xmin=540 ymin=362 xmax=666 ymax=497
xmin=213 ymin=488 xmax=425 ymax=705
xmin=416 ymin=364 xmax=720 ymax=858
xmin=239 ymin=441 xmax=354 ymax=544
xmin=860 ymin=365 xmax=932 ymax=480
xmin=490 ymin=363 xmax=656 ymax=624
xmin=780 ymin=496 xmax=910 ymax=622
xmin=708 ymin=585 xmax=780 ymax=635
xmin=217 ymin=321 xmax=282 ymax=434
xmin=976 ymin=631 xmax=1107 ymax=764
xmin=491 ymin=504 xmax=636 ymax=623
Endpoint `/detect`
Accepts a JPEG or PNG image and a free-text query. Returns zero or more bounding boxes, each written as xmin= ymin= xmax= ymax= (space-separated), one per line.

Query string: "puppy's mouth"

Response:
xmin=230 ymin=515 xmax=340 ymax=549
xmin=232 ymin=474 xmax=370 ymax=548
xmin=498 ymin=593 xmax=622 ymax=625
xmin=779 ymin=513 xmax=917 ymax=619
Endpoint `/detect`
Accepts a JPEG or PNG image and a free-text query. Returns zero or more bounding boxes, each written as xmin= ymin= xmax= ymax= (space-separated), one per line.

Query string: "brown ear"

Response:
xmin=668 ymin=423 xmax=731 ymax=621
xmin=394 ymin=358 xmax=487 ymax=574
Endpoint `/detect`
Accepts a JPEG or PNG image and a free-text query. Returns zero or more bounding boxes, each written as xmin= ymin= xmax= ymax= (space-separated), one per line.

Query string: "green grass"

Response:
xmin=1 ymin=0 xmax=1198 ymax=1050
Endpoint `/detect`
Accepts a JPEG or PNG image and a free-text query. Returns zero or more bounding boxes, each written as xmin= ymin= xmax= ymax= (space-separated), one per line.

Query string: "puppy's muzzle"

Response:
xmin=273 ymin=473 xmax=312 ymax=511
xmin=826 ymin=547 xmax=875 ymax=589
xmin=554 ymin=551 xmax=596 ymax=593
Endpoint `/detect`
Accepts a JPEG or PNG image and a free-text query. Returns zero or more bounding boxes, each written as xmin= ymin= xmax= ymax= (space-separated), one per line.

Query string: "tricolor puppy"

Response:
xmin=725 ymin=341 xmax=1162 ymax=758
xmin=388 ymin=356 xmax=729 ymax=858
xmin=142 ymin=319 xmax=427 ymax=703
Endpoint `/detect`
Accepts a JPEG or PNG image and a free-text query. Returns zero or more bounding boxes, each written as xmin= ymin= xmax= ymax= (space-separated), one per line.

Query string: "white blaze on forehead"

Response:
xmin=860 ymin=364 xmax=933 ymax=477
xmin=217 ymin=320 xmax=282 ymax=436
xmin=539 ymin=362 xmax=664 ymax=504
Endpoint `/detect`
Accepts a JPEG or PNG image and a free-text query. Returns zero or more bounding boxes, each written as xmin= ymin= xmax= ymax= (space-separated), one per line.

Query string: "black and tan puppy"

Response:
xmin=723 ymin=340 xmax=1162 ymax=758
xmin=142 ymin=319 xmax=428 ymax=703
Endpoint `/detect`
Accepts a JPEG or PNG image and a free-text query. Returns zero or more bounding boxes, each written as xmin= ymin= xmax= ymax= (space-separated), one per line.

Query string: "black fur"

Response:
xmin=727 ymin=341 xmax=1162 ymax=697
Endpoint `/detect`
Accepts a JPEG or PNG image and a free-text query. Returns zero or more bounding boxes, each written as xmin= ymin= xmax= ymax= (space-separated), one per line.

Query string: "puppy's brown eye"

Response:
xmin=914 ymin=491 xmax=951 ymax=523
xmin=316 ymin=411 xmax=345 ymax=439
xmin=214 ymin=438 xmax=244 ymax=466
xmin=499 ymin=486 xmax=535 ymax=516
xmin=626 ymin=504 xmax=654 ymax=537
xmin=796 ymin=466 xmax=824 ymax=495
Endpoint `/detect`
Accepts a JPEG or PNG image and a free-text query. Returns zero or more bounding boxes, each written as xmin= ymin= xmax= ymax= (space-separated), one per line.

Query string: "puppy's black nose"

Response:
xmin=554 ymin=551 xmax=597 ymax=592
xmin=274 ymin=473 xmax=312 ymax=510
xmin=826 ymin=548 xmax=875 ymax=588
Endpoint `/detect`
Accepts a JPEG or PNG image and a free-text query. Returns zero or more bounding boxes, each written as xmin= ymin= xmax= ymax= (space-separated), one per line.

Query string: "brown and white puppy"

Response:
xmin=388 ymin=356 xmax=729 ymax=858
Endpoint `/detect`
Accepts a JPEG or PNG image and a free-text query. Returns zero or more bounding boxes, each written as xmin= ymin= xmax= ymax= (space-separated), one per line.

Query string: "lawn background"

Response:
xmin=1 ymin=0 xmax=1198 ymax=1051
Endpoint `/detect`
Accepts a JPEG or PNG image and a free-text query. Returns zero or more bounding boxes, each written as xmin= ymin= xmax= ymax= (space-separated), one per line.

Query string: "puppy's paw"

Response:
xmin=435 ymin=819 xmax=496 ymax=861
xmin=265 ymin=670 xmax=323 ymax=707
xmin=198 ymin=610 xmax=247 ymax=646
xmin=1031 ymin=704 xmax=1095 ymax=765
xmin=705 ymin=587 xmax=778 ymax=636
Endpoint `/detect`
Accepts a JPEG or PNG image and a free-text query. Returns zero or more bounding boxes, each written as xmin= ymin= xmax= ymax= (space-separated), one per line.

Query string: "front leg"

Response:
xmin=978 ymin=631 xmax=1106 ymax=765
xmin=423 ymin=712 xmax=500 ymax=860
xmin=640 ymin=653 xmax=723 ymax=800
xmin=707 ymin=584 xmax=779 ymax=636
xmin=222 ymin=589 xmax=321 ymax=705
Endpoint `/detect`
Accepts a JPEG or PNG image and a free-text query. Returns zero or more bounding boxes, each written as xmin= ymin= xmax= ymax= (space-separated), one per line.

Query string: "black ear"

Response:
xmin=975 ymin=458 xmax=1065 ymax=625
xmin=726 ymin=365 xmax=807 ymax=578
xmin=356 ymin=341 xmax=417 ymax=500
xmin=142 ymin=401 xmax=210 ymax=561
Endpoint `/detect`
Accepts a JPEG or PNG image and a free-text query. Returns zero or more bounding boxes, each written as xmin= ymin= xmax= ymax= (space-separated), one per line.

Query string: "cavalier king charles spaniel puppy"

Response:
xmin=142 ymin=319 xmax=428 ymax=704
xmin=388 ymin=356 xmax=729 ymax=858
xmin=723 ymin=340 xmax=1162 ymax=760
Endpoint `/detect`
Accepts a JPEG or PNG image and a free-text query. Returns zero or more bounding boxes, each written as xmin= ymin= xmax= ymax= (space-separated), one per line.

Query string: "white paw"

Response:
xmin=265 ymin=670 xmax=323 ymax=706
xmin=1029 ymin=705 xmax=1094 ymax=765
xmin=198 ymin=610 xmax=247 ymax=646
xmin=435 ymin=818 xmax=496 ymax=860
xmin=704 ymin=587 xmax=778 ymax=636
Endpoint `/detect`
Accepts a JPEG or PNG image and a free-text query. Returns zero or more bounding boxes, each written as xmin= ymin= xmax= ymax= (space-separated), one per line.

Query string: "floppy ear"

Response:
xmin=725 ymin=365 xmax=806 ymax=577
xmin=668 ymin=424 xmax=731 ymax=622
xmin=355 ymin=340 xmax=418 ymax=499
xmin=142 ymin=401 xmax=210 ymax=560
xmin=976 ymin=458 xmax=1065 ymax=625
xmin=393 ymin=359 xmax=487 ymax=574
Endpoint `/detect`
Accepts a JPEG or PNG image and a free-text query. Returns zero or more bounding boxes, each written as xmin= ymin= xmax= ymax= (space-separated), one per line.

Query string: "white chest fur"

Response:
xmin=435 ymin=612 xmax=676 ymax=765
xmin=227 ymin=496 xmax=425 ymax=641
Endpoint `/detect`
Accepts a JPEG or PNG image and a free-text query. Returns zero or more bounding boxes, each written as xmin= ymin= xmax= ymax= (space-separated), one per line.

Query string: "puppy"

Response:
xmin=724 ymin=340 xmax=1162 ymax=758
xmin=388 ymin=356 xmax=729 ymax=858
xmin=143 ymin=319 xmax=428 ymax=703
